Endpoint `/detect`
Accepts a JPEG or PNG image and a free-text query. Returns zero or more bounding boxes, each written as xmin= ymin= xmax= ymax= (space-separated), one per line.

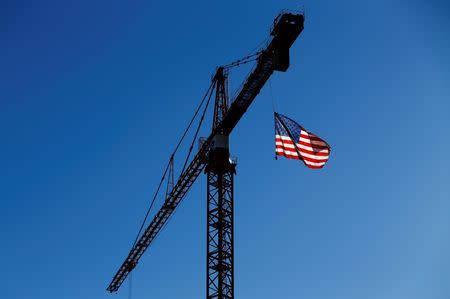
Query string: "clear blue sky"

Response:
xmin=1 ymin=1 xmax=449 ymax=299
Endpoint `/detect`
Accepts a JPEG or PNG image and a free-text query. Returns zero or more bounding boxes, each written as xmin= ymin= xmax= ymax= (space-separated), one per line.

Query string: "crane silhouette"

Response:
xmin=107 ymin=11 xmax=305 ymax=299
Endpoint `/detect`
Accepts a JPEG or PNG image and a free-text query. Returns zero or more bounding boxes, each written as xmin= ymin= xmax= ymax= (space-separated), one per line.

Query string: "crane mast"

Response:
xmin=107 ymin=12 xmax=305 ymax=296
xmin=206 ymin=67 xmax=234 ymax=299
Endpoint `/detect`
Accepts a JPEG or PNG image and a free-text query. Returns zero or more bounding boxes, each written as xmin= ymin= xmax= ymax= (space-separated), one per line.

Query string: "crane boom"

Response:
xmin=107 ymin=134 xmax=213 ymax=292
xmin=220 ymin=12 xmax=304 ymax=135
xmin=107 ymin=12 xmax=304 ymax=293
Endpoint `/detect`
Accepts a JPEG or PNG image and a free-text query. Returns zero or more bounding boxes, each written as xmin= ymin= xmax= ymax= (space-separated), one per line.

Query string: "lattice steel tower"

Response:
xmin=205 ymin=67 xmax=236 ymax=299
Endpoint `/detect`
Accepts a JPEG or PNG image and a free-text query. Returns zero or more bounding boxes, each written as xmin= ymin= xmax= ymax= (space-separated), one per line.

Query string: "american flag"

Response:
xmin=275 ymin=112 xmax=331 ymax=169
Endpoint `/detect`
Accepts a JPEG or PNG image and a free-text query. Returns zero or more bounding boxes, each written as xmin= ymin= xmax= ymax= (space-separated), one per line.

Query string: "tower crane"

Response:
xmin=107 ymin=11 xmax=305 ymax=299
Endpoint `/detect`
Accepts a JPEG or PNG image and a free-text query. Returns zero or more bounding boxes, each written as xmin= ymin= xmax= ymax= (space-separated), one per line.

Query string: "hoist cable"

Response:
xmin=268 ymin=78 xmax=277 ymax=114
xmin=268 ymin=79 xmax=279 ymax=160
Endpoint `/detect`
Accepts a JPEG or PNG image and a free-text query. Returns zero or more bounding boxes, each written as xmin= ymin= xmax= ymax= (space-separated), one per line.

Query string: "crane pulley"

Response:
xmin=107 ymin=11 xmax=305 ymax=296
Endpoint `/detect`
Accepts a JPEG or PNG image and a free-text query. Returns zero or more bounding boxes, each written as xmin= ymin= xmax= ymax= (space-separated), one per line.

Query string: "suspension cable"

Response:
xmin=180 ymin=80 xmax=216 ymax=176
xmin=222 ymin=50 xmax=264 ymax=70
xmin=172 ymin=81 xmax=216 ymax=154
xmin=131 ymin=80 xmax=216 ymax=248
xmin=131 ymin=158 xmax=171 ymax=248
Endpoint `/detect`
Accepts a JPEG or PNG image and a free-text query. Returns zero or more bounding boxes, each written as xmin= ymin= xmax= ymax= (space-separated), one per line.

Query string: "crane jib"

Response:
xmin=107 ymin=12 xmax=304 ymax=293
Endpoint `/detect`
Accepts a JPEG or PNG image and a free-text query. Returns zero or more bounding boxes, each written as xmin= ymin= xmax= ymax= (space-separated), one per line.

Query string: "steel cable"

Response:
xmin=131 ymin=80 xmax=216 ymax=248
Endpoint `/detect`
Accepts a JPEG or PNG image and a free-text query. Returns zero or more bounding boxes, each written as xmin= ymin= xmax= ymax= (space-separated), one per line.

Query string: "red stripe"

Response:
xmin=276 ymin=137 xmax=329 ymax=150
xmin=297 ymin=140 xmax=329 ymax=150
xmin=275 ymin=137 xmax=294 ymax=144
xmin=275 ymin=137 xmax=329 ymax=148
xmin=275 ymin=145 xmax=329 ymax=157
xmin=300 ymin=133 xmax=324 ymax=142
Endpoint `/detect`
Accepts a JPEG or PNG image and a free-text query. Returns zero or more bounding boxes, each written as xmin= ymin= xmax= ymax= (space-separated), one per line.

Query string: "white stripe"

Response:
xmin=275 ymin=141 xmax=295 ymax=149
xmin=275 ymin=135 xmax=292 ymax=141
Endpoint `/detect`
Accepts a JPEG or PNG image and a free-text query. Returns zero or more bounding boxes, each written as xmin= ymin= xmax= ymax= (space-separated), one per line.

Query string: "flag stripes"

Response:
xmin=274 ymin=113 xmax=331 ymax=169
